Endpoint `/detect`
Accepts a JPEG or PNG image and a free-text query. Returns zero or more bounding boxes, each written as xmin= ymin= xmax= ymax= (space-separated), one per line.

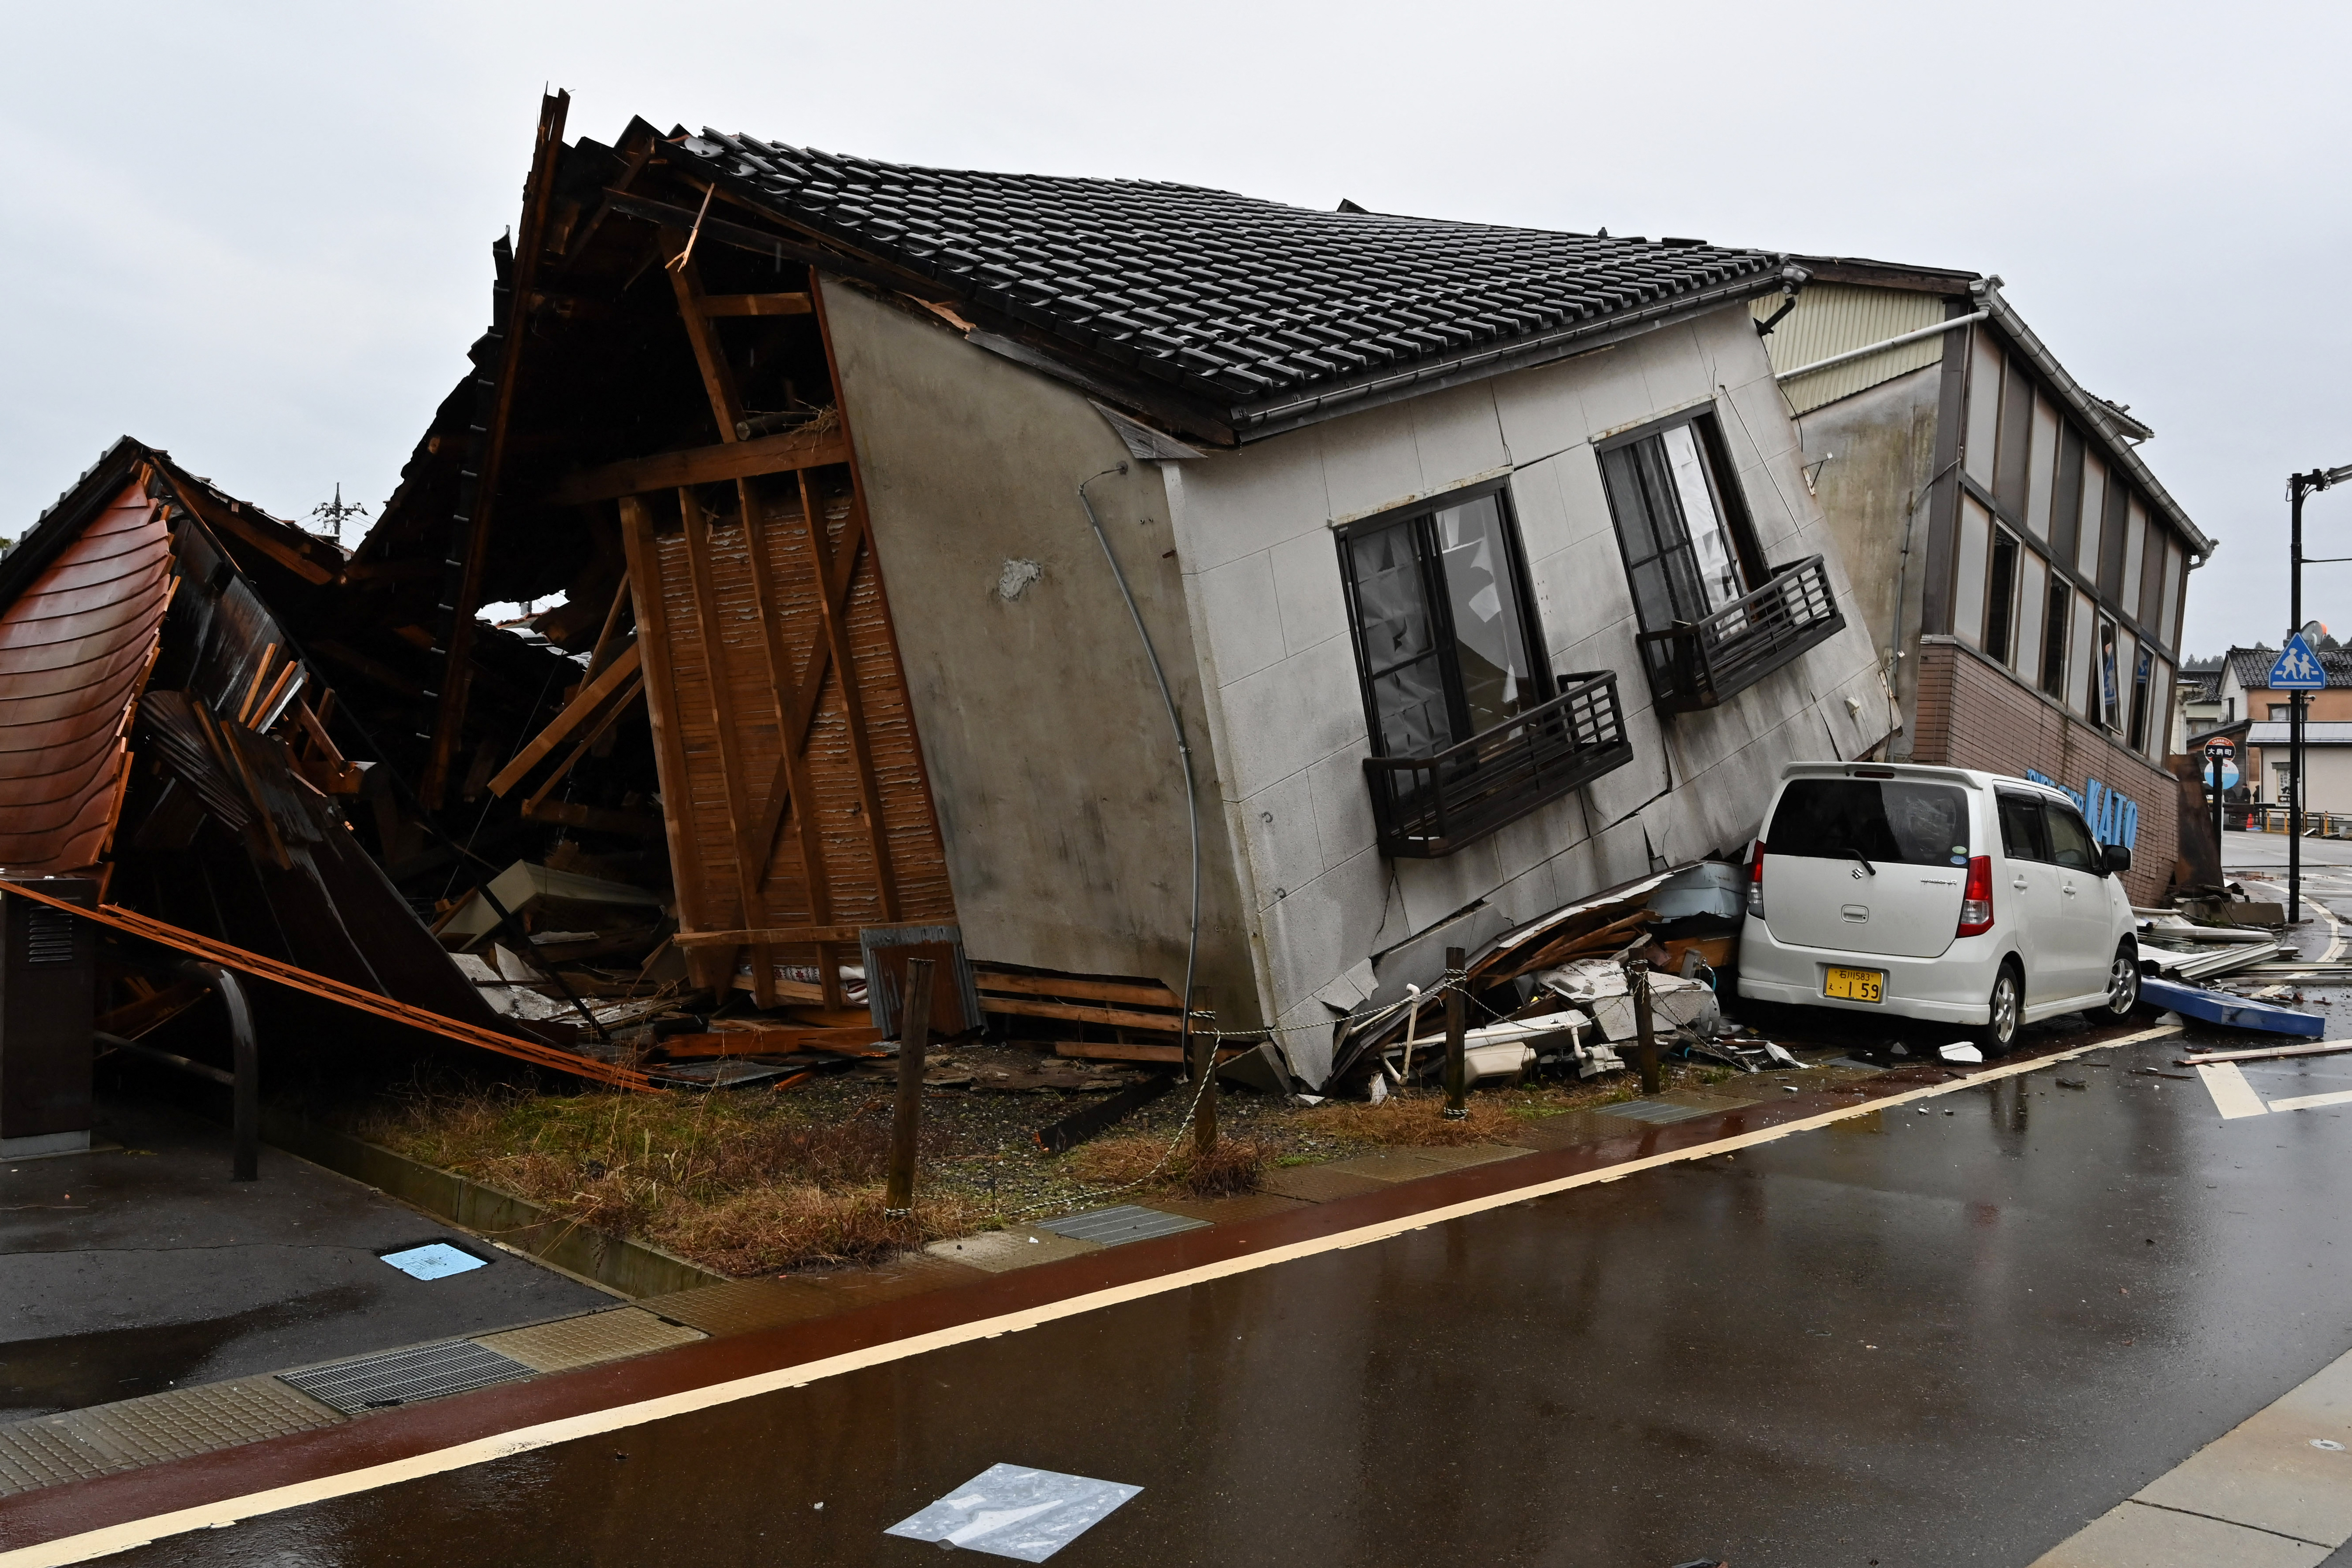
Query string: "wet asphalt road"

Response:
xmin=93 ymin=1011 xmax=2352 ymax=1568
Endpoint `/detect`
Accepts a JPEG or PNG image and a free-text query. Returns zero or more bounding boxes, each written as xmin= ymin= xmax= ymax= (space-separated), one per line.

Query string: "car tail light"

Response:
xmin=1956 ymin=855 xmax=1994 ymax=937
xmin=1747 ymin=840 xmax=1765 ymax=918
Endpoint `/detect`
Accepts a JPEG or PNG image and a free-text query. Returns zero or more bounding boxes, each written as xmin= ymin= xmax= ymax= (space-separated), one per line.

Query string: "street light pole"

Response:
xmin=2291 ymin=475 xmax=2305 ymax=925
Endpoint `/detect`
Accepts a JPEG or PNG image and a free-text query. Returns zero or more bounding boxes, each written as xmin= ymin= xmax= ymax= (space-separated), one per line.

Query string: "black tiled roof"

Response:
xmin=2226 ymin=644 xmax=2352 ymax=690
xmin=670 ymin=133 xmax=1787 ymax=437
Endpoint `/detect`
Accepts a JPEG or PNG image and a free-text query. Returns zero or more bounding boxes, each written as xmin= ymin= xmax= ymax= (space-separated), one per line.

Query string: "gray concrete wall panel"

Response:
xmin=821 ymin=281 xmax=1255 ymax=1011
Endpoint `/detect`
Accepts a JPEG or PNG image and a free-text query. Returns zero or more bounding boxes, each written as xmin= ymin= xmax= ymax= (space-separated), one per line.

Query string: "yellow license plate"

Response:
xmin=1824 ymin=966 xmax=1884 ymax=1002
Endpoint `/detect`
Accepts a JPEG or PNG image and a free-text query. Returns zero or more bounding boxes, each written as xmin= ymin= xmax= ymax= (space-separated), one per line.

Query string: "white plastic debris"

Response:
xmin=1366 ymin=1074 xmax=1388 ymax=1105
xmin=379 ymin=1242 xmax=486 ymax=1281
xmin=1939 ymin=1042 xmax=1984 ymax=1064
xmin=885 ymin=1464 xmax=1142 ymax=1561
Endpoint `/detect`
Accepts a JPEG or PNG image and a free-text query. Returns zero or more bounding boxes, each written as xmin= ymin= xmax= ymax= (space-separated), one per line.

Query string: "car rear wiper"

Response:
xmin=1841 ymin=846 xmax=1877 ymax=876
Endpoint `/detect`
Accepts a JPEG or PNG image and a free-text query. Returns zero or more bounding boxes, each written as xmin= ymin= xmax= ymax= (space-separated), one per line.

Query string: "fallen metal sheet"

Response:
xmin=2141 ymin=940 xmax=2287 ymax=982
xmin=2139 ymin=975 xmax=2327 ymax=1037
xmin=884 ymin=1463 xmax=1142 ymax=1561
xmin=1034 ymin=1204 xmax=1207 ymax=1247
xmin=644 ymin=1058 xmax=797 ymax=1088
xmin=278 ymin=1340 xmax=536 ymax=1415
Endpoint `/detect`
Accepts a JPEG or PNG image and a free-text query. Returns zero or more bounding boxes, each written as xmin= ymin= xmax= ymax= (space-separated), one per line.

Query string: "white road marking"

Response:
xmin=2267 ymin=1088 xmax=2352 ymax=1114
xmin=0 ymin=1023 xmax=2183 ymax=1568
xmin=2197 ymin=1062 xmax=2273 ymax=1119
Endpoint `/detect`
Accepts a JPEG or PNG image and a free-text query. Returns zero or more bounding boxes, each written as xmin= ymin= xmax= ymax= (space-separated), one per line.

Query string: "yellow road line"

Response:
xmin=0 ymin=1023 xmax=2183 ymax=1568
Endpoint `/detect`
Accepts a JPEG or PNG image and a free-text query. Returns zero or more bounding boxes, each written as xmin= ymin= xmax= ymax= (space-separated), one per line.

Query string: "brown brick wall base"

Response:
xmin=1910 ymin=638 xmax=2178 ymax=905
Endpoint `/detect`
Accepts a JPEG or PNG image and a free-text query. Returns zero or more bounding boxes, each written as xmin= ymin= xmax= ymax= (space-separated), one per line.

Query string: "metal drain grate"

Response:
xmin=1036 ymin=1204 xmax=1207 ymax=1246
xmin=1596 ymin=1099 xmax=1722 ymax=1125
xmin=279 ymin=1340 xmax=535 ymax=1415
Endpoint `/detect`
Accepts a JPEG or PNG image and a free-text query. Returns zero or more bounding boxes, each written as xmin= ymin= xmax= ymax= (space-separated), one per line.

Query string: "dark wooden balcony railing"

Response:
xmin=1637 ymin=555 xmax=1844 ymax=714
xmin=1363 ymin=670 xmax=1636 ymax=858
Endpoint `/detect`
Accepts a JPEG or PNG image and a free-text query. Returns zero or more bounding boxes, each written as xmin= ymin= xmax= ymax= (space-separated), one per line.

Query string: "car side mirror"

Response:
xmin=2103 ymin=843 xmax=2132 ymax=875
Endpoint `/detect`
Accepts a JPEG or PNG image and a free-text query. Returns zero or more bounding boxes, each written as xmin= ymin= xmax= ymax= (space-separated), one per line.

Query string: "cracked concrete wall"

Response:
xmin=1166 ymin=303 xmax=1887 ymax=1084
xmin=822 ymin=280 xmax=1256 ymax=1013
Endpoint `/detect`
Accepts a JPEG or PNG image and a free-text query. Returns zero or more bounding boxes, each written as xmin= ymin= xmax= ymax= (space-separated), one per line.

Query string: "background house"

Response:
xmin=1751 ymin=258 xmax=2214 ymax=898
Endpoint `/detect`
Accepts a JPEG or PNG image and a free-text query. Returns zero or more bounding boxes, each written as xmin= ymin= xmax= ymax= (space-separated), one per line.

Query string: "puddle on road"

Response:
xmin=0 ymin=1283 xmax=371 ymax=1420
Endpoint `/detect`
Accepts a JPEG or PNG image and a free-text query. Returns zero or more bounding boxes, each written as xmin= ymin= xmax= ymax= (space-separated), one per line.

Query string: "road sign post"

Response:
xmin=2204 ymin=739 xmax=2234 ymax=855
xmin=2268 ymin=631 xmax=2327 ymax=921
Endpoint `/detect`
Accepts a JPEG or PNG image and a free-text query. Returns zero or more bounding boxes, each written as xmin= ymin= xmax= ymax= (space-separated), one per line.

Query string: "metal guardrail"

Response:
xmin=2232 ymin=804 xmax=2352 ymax=838
xmin=1364 ymin=670 xmax=1636 ymax=858
xmin=1637 ymin=555 xmax=1844 ymax=714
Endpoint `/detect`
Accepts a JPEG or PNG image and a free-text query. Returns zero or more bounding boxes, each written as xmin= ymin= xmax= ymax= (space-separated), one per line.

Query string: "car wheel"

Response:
xmin=1977 ymin=961 xmax=2022 ymax=1053
xmin=2102 ymin=940 xmax=2140 ymax=1020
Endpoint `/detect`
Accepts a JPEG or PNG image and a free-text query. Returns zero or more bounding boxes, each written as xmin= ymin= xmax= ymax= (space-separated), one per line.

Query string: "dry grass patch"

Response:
xmin=1066 ymin=1132 xmax=1269 ymax=1197
xmin=354 ymin=1084 xmax=978 ymax=1275
xmin=1308 ymin=1094 xmax=1525 ymax=1147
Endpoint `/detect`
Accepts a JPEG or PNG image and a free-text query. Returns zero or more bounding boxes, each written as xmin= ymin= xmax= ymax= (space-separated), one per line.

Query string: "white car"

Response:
xmin=1736 ymin=762 xmax=2139 ymax=1051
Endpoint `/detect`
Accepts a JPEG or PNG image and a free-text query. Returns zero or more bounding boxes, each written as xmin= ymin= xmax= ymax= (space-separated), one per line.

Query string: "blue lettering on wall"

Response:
xmin=2026 ymin=768 xmax=2139 ymax=851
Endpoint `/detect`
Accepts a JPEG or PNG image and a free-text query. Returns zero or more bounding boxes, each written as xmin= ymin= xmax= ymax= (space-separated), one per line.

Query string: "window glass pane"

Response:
xmin=1953 ymin=495 xmax=1991 ymax=647
xmin=1599 ymin=442 xmax=1699 ymax=633
xmin=2040 ymin=579 xmax=2070 ymax=697
xmin=1985 ymin=530 xmax=2018 ymax=663
xmin=2125 ymin=632 xmax=2149 ymax=750
xmin=1998 ymin=794 xmax=2050 ymax=861
xmin=2013 ymin=549 xmax=2047 ymax=680
xmin=1661 ymin=425 xmax=1745 ymax=613
xmin=2160 ymin=542 xmax=2185 ymax=648
xmin=1767 ymin=779 xmax=1970 ymax=867
xmin=1995 ymin=358 xmax=2034 ymax=516
xmin=2046 ymin=804 xmax=2100 ymax=870
xmin=2099 ymin=482 xmax=2130 ymax=598
xmin=1347 ymin=517 xmax=1449 ymax=756
xmin=2050 ymin=425 xmax=2084 ymax=566
xmin=2026 ymin=396 xmax=2059 ymax=539
xmin=2077 ymin=454 xmax=2107 ymax=578
xmin=1432 ymin=494 xmax=1536 ymax=735
xmin=2067 ymin=589 xmax=2096 ymax=714
xmin=2121 ymin=500 xmax=2148 ymax=618
xmin=2096 ymin=618 xmax=2123 ymax=728
xmin=2146 ymin=655 xmax=2172 ymax=757
xmin=1964 ymin=331 xmax=2001 ymax=488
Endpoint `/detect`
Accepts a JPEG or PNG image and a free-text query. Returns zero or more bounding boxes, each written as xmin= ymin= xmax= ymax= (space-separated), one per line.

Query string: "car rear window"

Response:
xmin=1767 ymin=779 xmax=1971 ymax=868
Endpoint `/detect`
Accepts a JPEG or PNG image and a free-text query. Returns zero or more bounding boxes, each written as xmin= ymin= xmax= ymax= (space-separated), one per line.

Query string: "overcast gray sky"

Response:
xmin=3 ymin=1 xmax=2345 ymax=655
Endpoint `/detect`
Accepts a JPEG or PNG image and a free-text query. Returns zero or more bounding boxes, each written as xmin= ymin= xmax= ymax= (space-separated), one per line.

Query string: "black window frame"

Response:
xmin=1596 ymin=410 xmax=1769 ymax=642
xmin=1334 ymin=477 xmax=1553 ymax=761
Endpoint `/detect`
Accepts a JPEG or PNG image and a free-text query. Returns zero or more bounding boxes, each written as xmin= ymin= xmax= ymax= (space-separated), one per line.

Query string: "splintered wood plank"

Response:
xmin=488 ymin=642 xmax=643 ymax=796
xmin=973 ymin=970 xmax=1184 ymax=1008
xmin=989 ymin=998 xmax=1186 ymax=1033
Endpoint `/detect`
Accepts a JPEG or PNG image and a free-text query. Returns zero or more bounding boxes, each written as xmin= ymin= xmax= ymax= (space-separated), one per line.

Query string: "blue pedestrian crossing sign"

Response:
xmin=2269 ymin=633 xmax=2328 ymax=690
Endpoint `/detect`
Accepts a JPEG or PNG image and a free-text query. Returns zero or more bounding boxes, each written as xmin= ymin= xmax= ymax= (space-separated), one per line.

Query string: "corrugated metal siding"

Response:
xmin=1753 ymin=284 xmax=1948 ymax=415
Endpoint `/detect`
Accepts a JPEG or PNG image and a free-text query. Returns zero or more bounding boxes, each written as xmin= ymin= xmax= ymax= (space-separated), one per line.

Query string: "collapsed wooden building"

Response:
xmin=8 ymin=90 xmax=1911 ymax=1096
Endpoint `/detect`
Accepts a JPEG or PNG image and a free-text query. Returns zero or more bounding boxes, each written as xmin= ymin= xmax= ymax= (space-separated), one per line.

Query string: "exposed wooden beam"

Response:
xmin=621 ymin=499 xmax=725 ymax=985
xmin=424 ymin=89 xmax=570 ymax=807
xmin=486 ymin=641 xmax=642 ymax=797
xmin=666 ymin=239 xmax=747 ymax=443
xmin=796 ymin=469 xmax=898 ymax=919
xmin=975 ymin=971 xmax=1182 ymax=1008
xmin=537 ymin=426 xmax=850 ymax=506
xmin=520 ymin=674 xmax=642 ymax=817
xmin=698 ymin=292 xmax=813 ymax=317
xmin=747 ymin=494 xmax=866 ymax=889
xmin=678 ymin=486 xmax=776 ymax=1007
xmin=601 ymin=190 xmax=948 ymax=300
xmin=737 ymin=476 xmax=836 ymax=968
xmin=673 ymin=920 xmax=940 ymax=948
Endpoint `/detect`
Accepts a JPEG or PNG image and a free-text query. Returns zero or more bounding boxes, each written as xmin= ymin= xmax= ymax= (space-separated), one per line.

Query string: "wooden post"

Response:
xmin=1443 ymin=946 xmax=1469 ymax=1119
xmin=1190 ymin=986 xmax=1217 ymax=1157
xmin=884 ymin=957 xmax=935 ymax=1216
xmin=1627 ymin=958 xmax=1662 ymax=1095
